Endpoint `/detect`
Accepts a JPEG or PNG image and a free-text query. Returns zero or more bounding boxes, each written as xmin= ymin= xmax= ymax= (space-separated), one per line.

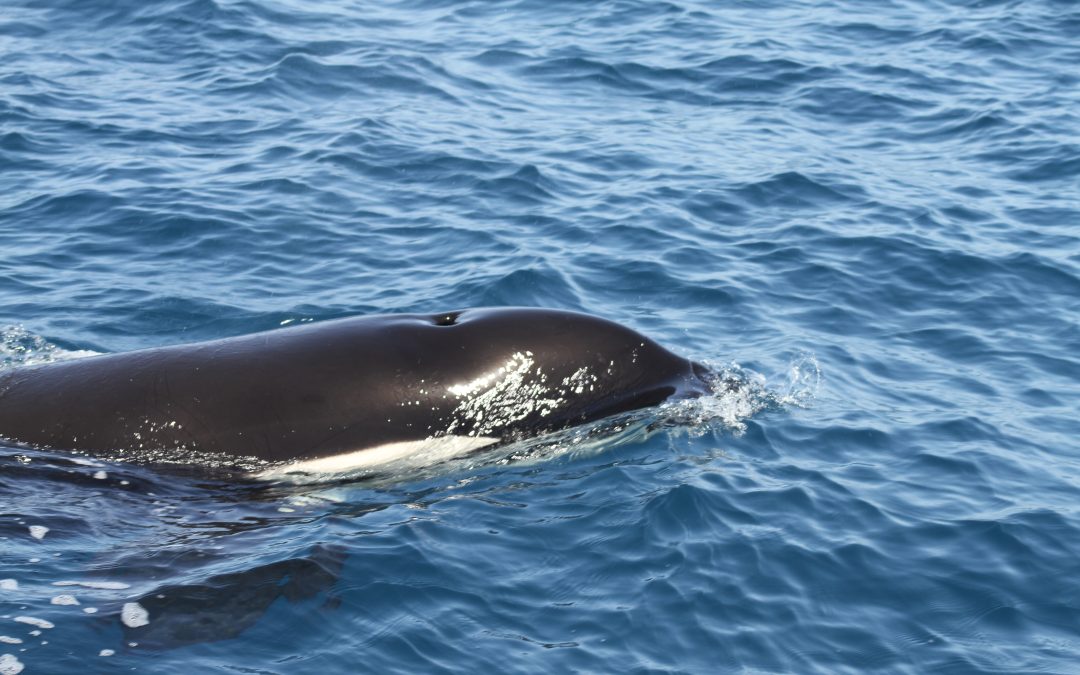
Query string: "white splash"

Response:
xmin=0 ymin=580 xmax=17 ymax=591
xmin=121 ymin=602 xmax=149 ymax=628
xmin=0 ymin=325 xmax=98 ymax=370
xmin=777 ymin=352 xmax=822 ymax=407
xmin=50 ymin=595 xmax=80 ymax=606
xmin=28 ymin=525 xmax=48 ymax=540
xmin=0 ymin=653 xmax=24 ymax=675
xmin=658 ymin=354 xmax=822 ymax=435
xmin=14 ymin=616 xmax=53 ymax=630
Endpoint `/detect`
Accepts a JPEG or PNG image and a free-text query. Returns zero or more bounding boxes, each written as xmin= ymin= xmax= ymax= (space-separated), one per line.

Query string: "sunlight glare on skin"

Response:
xmin=447 ymin=351 xmax=534 ymax=397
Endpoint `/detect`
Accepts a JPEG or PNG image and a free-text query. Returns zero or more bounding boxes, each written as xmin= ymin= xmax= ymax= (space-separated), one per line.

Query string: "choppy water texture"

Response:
xmin=2 ymin=0 xmax=1079 ymax=672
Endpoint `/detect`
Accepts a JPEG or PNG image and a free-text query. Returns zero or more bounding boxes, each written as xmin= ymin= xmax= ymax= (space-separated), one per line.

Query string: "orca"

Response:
xmin=0 ymin=308 xmax=712 ymax=474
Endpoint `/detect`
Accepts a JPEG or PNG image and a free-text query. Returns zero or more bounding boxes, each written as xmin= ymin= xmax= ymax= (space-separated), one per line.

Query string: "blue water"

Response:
xmin=2 ymin=0 xmax=1079 ymax=671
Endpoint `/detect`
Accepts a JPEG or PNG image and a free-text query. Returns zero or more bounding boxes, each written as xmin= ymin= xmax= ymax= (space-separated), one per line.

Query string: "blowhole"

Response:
xmin=432 ymin=312 xmax=460 ymax=327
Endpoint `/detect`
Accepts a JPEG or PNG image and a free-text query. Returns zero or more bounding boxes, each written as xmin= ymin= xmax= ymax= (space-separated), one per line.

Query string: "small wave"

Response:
xmin=730 ymin=171 xmax=861 ymax=210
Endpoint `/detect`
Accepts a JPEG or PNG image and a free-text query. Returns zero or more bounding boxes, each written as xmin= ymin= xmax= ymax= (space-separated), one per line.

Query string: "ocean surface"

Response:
xmin=1 ymin=0 xmax=1079 ymax=672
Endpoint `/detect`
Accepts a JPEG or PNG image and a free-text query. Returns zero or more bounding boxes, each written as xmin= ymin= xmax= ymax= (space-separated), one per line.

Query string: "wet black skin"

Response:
xmin=0 ymin=308 xmax=710 ymax=463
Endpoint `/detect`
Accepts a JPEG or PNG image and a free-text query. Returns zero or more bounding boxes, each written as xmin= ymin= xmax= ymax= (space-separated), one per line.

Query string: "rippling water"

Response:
xmin=2 ymin=0 xmax=1079 ymax=672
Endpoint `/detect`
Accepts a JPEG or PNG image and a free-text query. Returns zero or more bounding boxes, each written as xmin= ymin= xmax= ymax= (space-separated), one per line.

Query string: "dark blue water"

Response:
xmin=2 ymin=0 xmax=1079 ymax=672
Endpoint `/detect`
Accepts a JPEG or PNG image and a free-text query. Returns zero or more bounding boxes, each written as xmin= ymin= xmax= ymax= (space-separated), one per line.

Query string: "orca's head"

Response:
xmin=389 ymin=307 xmax=710 ymax=439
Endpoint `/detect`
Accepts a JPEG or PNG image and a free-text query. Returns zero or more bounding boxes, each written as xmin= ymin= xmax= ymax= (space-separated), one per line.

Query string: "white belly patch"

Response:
xmin=253 ymin=434 xmax=499 ymax=480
